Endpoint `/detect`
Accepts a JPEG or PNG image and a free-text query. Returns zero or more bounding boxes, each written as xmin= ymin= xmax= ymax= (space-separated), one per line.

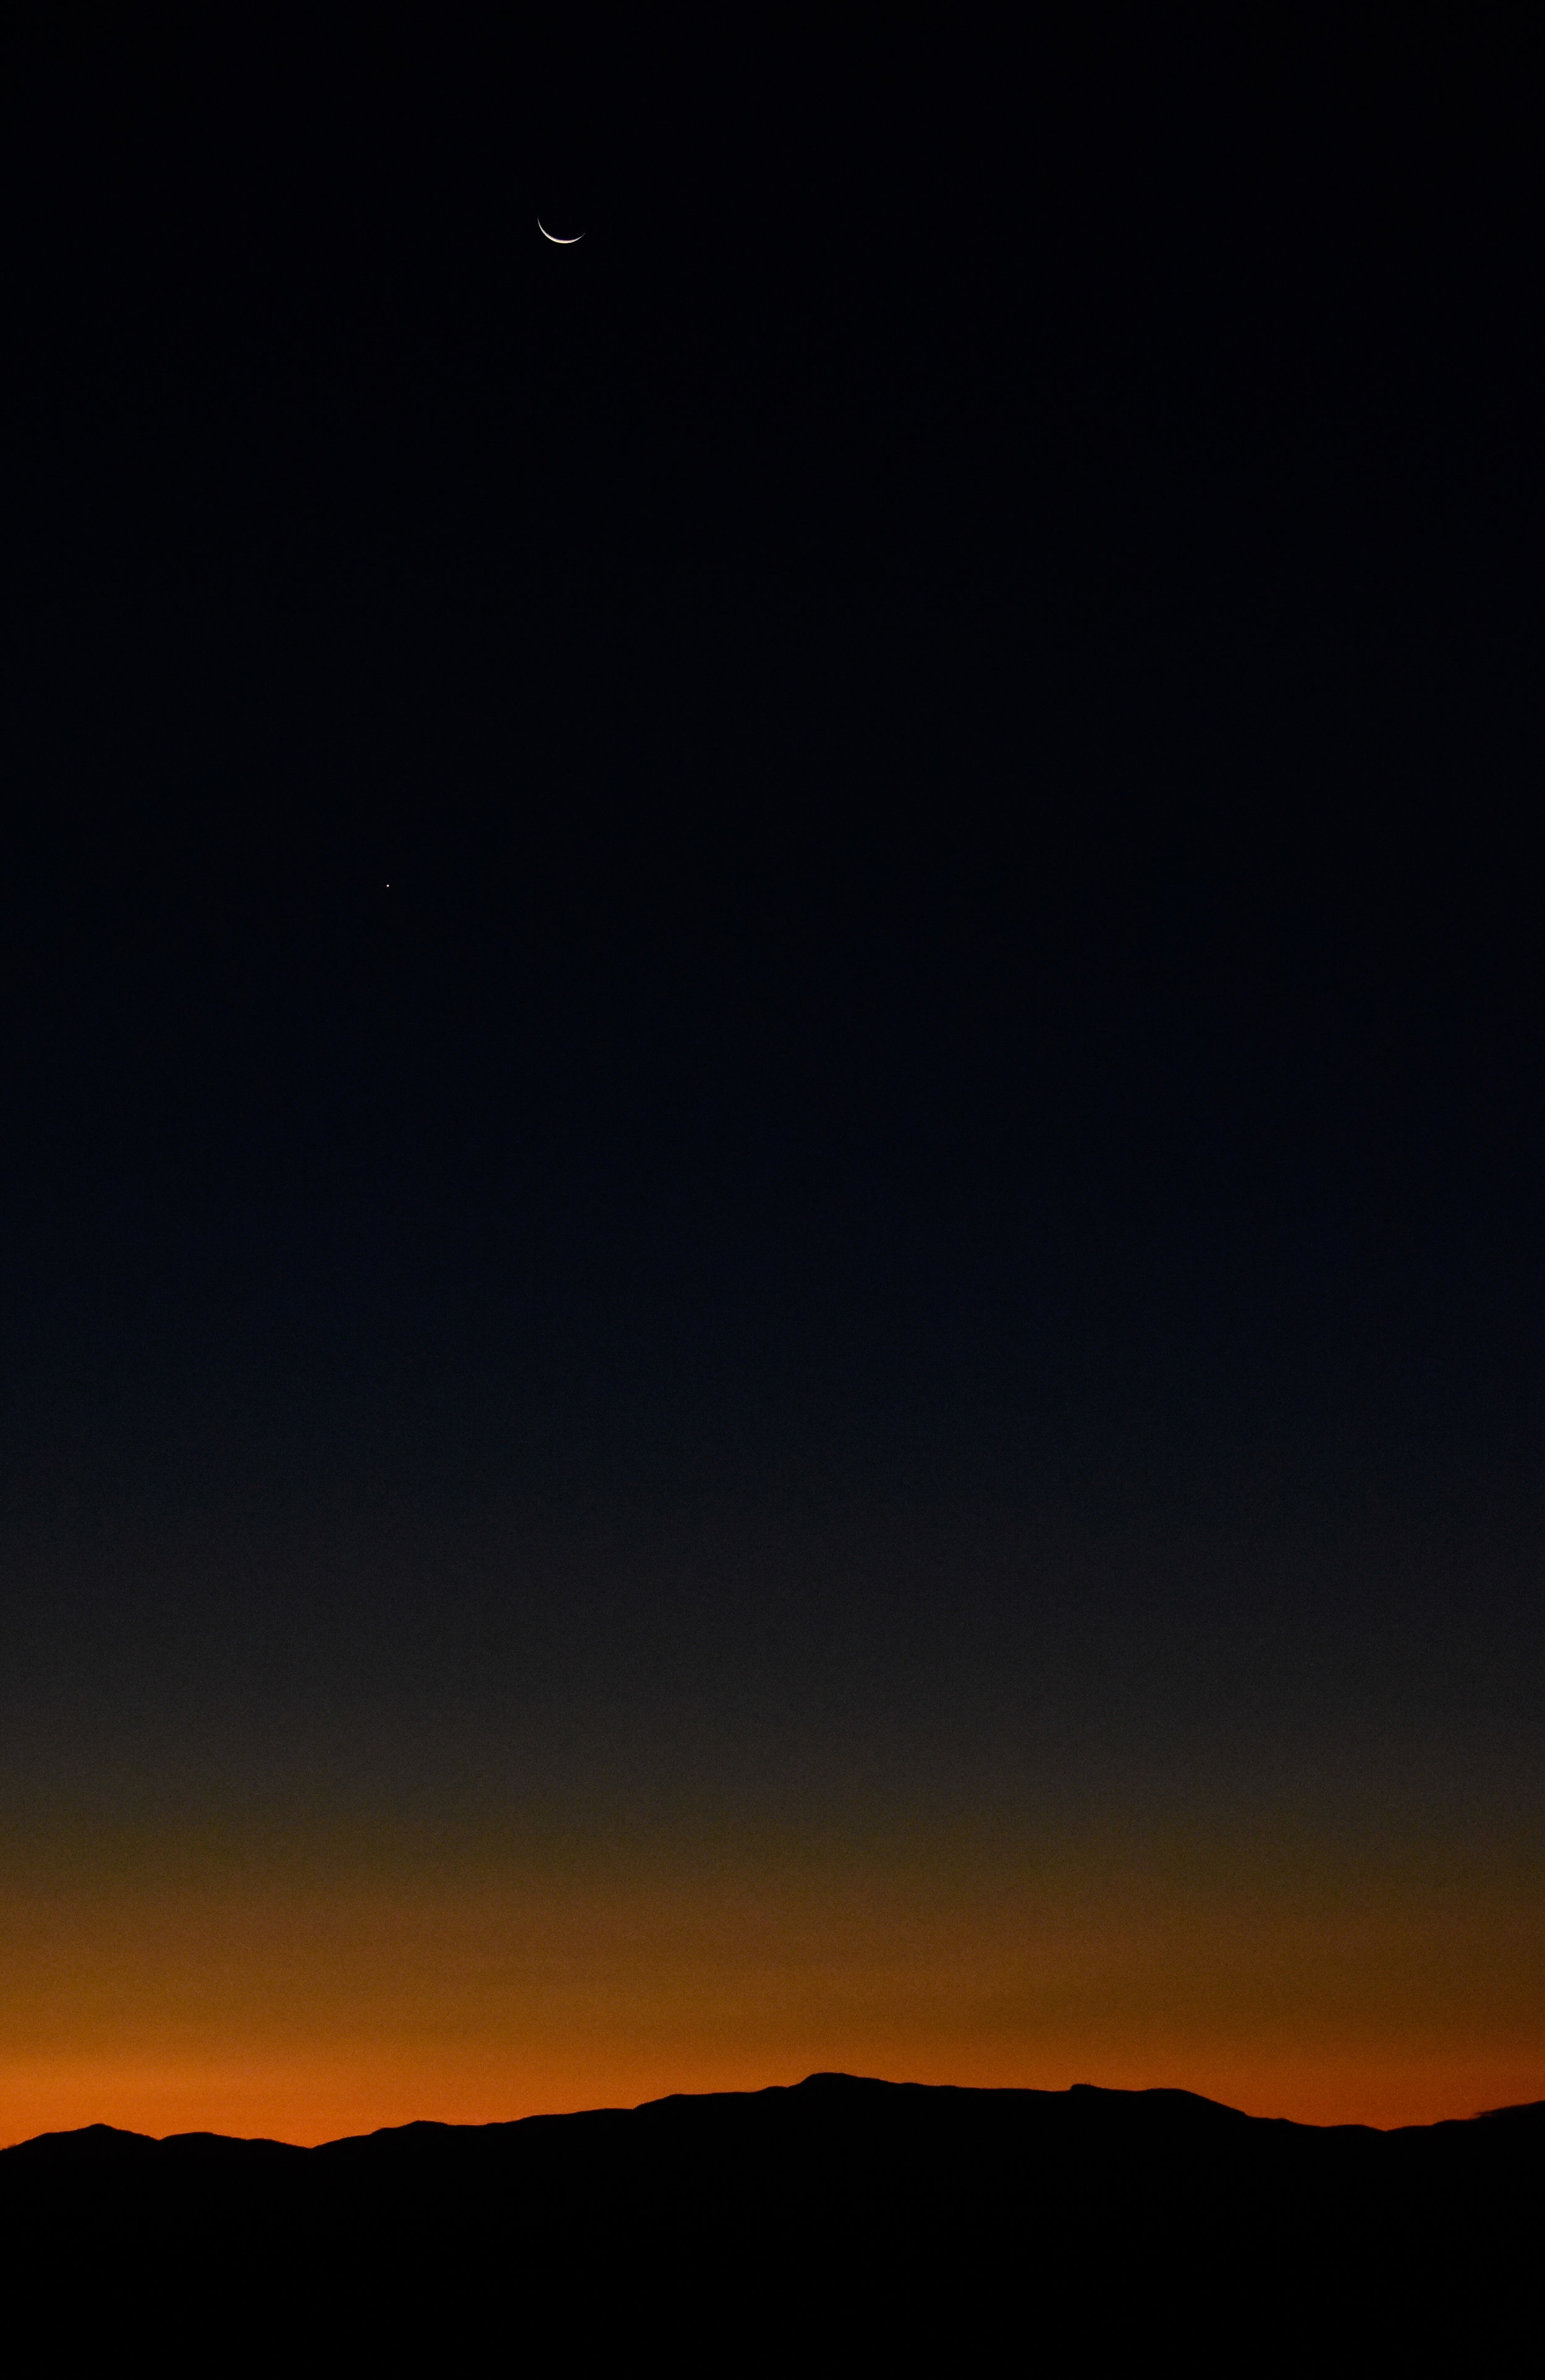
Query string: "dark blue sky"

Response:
xmin=1 ymin=17 xmax=1541 ymax=2133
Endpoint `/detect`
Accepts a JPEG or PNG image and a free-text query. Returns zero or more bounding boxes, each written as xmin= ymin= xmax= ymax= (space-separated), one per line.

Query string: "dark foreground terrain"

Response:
xmin=2 ymin=2073 xmax=1538 ymax=2366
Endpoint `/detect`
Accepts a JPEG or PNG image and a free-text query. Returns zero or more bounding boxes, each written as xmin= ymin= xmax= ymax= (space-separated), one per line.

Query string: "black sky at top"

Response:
xmin=1 ymin=19 xmax=1541 ymax=1828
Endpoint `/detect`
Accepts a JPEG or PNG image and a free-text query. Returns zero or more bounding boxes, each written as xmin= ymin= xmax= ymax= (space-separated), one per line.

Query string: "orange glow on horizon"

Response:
xmin=4 ymin=2043 xmax=1542 ymax=2151
xmin=3 ymin=1833 xmax=1540 ymax=2145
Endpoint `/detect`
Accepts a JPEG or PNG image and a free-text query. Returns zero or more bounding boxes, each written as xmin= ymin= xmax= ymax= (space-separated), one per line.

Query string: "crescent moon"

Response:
xmin=538 ymin=220 xmax=585 ymax=244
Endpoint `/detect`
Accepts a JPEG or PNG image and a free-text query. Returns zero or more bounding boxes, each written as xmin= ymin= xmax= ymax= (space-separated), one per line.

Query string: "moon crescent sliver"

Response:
xmin=538 ymin=220 xmax=585 ymax=243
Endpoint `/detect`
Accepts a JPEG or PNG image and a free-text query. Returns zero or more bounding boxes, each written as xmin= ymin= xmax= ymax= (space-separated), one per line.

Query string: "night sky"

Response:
xmin=3 ymin=20 xmax=1542 ymax=2141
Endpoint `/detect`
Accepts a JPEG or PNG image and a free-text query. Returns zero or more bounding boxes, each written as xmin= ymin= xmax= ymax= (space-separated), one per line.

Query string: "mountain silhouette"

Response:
xmin=4 ymin=2075 xmax=1538 ymax=2362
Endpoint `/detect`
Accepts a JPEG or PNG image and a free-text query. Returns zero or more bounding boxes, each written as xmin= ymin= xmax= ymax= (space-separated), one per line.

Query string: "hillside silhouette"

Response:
xmin=4 ymin=2074 xmax=1538 ymax=2360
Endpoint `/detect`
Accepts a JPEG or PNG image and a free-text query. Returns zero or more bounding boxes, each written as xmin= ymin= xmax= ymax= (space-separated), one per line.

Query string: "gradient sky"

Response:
xmin=2 ymin=19 xmax=1543 ymax=2143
